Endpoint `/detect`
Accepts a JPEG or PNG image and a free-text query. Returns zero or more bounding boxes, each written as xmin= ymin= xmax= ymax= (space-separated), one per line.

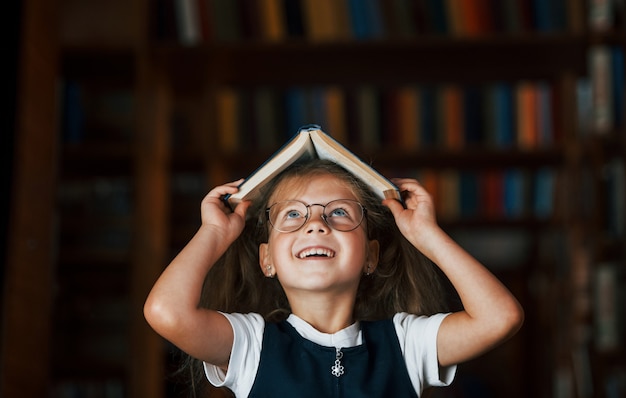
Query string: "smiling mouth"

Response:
xmin=297 ymin=248 xmax=336 ymax=259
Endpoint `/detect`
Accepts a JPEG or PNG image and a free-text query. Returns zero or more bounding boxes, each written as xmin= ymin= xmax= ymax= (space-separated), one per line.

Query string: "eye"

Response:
xmin=285 ymin=209 xmax=304 ymax=219
xmin=328 ymin=207 xmax=349 ymax=218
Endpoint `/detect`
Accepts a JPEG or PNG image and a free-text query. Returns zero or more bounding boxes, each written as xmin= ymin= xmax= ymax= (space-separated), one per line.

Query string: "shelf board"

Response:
xmin=210 ymin=146 xmax=566 ymax=173
xmin=155 ymin=35 xmax=588 ymax=87
xmin=61 ymin=142 xmax=133 ymax=178
xmin=61 ymin=46 xmax=136 ymax=83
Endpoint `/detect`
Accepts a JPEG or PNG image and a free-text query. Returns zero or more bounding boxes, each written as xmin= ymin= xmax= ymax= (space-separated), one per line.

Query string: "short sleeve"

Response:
xmin=203 ymin=312 xmax=265 ymax=397
xmin=393 ymin=312 xmax=457 ymax=393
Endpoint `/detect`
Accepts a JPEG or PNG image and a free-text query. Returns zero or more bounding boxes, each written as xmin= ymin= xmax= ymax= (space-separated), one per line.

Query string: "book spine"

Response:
xmin=589 ymin=46 xmax=614 ymax=134
xmin=593 ymin=263 xmax=622 ymax=352
xmin=516 ymin=81 xmax=539 ymax=149
xmin=155 ymin=0 xmax=588 ymax=43
xmin=61 ymin=80 xmax=85 ymax=144
xmin=174 ymin=0 xmax=202 ymax=45
xmin=589 ymin=0 xmax=614 ymax=31
xmin=258 ymin=0 xmax=287 ymax=41
xmin=611 ymin=47 xmax=624 ymax=130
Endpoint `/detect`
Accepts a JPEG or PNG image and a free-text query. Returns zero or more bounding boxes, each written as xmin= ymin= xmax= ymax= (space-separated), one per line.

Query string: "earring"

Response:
xmin=365 ymin=264 xmax=372 ymax=276
xmin=266 ymin=265 xmax=274 ymax=278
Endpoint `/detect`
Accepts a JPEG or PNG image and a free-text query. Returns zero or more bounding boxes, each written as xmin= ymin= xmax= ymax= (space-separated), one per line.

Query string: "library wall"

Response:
xmin=4 ymin=1 xmax=625 ymax=398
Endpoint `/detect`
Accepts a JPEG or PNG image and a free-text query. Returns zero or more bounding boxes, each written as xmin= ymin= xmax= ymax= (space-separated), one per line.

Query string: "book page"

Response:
xmin=310 ymin=130 xmax=400 ymax=200
xmin=227 ymin=131 xmax=315 ymax=206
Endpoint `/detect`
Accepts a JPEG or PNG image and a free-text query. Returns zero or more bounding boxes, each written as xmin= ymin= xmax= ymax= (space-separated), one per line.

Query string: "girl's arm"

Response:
xmin=143 ymin=180 xmax=251 ymax=369
xmin=384 ymin=178 xmax=524 ymax=368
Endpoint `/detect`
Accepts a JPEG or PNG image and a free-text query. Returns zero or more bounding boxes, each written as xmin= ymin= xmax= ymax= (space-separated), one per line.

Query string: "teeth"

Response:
xmin=297 ymin=248 xmax=335 ymax=259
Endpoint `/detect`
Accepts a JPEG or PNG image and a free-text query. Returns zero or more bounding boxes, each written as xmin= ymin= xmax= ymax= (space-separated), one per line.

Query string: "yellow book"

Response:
xmin=225 ymin=125 xmax=401 ymax=208
xmin=216 ymin=87 xmax=239 ymax=153
xmin=440 ymin=85 xmax=464 ymax=150
xmin=259 ymin=0 xmax=286 ymax=41
xmin=302 ymin=0 xmax=335 ymax=40
xmin=323 ymin=87 xmax=348 ymax=145
xmin=396 ymin=87 xmax=421 ymax=150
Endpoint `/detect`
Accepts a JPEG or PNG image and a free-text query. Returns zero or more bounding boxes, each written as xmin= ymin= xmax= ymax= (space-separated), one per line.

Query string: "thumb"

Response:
xmin=382 ymin=198 xmax=404 ymax=219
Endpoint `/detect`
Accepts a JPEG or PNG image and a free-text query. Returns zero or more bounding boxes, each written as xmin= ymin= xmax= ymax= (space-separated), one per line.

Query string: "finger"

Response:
xmin=205 ymin=182 xmax=243 ymax=199
xmin=395 ymin=180 xmax=430 ymax=198
xmin=382 ymin=198 xmax=404 ymax=218
xmin=233 ymin=200 xmax=252 ymax=219
xmin=391 ymin=177 xmax=420 ymax=186
xmin=225 ymin=178 xmax=245 ymax=187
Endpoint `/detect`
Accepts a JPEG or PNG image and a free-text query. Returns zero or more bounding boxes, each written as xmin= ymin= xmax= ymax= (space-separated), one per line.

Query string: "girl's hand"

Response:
xmin=200 ymin=179 xmax=251 ymax=243
xmin=382 ymin=178 xmax=439 ymax=248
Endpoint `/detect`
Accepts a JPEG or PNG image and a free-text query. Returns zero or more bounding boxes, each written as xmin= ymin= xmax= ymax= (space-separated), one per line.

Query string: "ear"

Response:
xmin=365 ymin=239 xmax=380 ymax=274
xmin=259 ymin=243 xmax=272 ymax=274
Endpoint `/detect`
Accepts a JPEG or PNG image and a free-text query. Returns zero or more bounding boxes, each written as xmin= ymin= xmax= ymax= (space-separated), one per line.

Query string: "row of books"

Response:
xmin=60 ymin=81 xmax=134 ymax=145
xmin=57 ymin=179 xmax=133 ymax=251
xmin=408 ymin=167 xmax=560 ymax=221
xmin=157 ymin=0 xmax=589 ymax=45
xmin=211 ymin=82 xmax=565 ymax=153
xmin=51 ymin=380 xmax=124 ymax=398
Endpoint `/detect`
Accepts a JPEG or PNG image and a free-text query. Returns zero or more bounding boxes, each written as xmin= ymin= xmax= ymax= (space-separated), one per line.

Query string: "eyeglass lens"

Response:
xmin=267 ymin=199 xmax=364 ymax=232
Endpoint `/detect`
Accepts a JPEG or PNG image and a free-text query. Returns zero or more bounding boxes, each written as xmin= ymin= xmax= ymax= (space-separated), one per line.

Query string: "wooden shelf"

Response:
xmin=206 ymin=146 xmax=566 ymax=172
xmin=61 ymin=46 xmax=136 ymax=83
xmin=61 ymin=143 xmax=133 ymax=179
xmin=155 ymin=35 xmax=588 ymax=89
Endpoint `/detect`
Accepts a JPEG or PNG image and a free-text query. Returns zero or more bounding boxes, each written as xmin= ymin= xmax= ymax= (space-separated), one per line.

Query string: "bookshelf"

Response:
xmin=151 ymin=1 xmax=626 ymax=398
xmin=3 ymin=1 xmax=624 ymax=398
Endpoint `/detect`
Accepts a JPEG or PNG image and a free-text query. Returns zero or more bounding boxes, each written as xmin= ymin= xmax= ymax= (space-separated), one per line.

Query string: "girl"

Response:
xmin=144 ymin=159 xmax=524 ymax=397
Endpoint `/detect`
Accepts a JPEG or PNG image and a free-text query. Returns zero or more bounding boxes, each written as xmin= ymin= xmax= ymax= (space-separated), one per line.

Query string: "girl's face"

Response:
xmin=259 ymin=173 xmax=379 ymax=297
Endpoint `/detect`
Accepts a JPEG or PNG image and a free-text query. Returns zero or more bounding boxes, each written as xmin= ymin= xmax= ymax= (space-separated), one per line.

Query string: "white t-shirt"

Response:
xmin=204 ymin=312 xmax=456 ymax=397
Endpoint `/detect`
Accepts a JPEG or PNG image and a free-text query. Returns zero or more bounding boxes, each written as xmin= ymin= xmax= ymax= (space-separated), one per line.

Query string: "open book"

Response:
xmin=225 ymin=125 xmax=401 ymax=208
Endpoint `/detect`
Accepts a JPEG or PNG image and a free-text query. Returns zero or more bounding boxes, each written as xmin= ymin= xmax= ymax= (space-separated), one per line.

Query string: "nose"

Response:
xmin=305 ymin=205 xmax=329 ymax=233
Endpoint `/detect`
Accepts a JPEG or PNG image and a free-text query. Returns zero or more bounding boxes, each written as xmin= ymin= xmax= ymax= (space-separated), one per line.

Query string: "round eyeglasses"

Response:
xmin=266 ymin=199 xmax=366 ymax=233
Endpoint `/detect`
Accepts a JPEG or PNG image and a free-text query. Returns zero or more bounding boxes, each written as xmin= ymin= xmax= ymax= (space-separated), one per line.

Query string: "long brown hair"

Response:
xmin=183 ymin=159 xmax=450 ymax=396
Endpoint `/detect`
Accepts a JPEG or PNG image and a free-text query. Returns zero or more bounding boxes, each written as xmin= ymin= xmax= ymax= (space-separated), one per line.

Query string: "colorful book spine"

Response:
xmin=589 ymin=46 xmax=613 ymax=134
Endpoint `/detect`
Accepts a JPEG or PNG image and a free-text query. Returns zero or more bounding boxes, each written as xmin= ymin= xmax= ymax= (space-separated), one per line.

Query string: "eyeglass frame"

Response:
xmin=265 ymin=199 xmax=367 ymax=233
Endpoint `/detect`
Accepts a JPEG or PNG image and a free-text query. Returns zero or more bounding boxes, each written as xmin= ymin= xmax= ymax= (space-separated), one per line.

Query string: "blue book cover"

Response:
xmin=532 ymin=0 xmax=558 ymax=31
xmin=363 ymin=0 xmax=385 ymax=39
xmin=463 ymin=87 xmax=484 ymax=146
xmin=492 ymin=83 xmax=516 ymax=148
xmin=503 ymin=169 xmax=526 ymax=218
xmin=348 ymin=0 xmax=369 ymax=39
xmin=283 ymin=88 xmax=310 ymax=137
xmin=423 ymin=0 xmax=448 ymax=34
xmin=61 ymin=80 xmax=84 ymax=144
xmin=420 ymin=86 xmax=437 ymax=147
xmin=533 ymin=168 xmax=555 ymax=219
xmin=460 ymin=172 xmax=479 ymax=218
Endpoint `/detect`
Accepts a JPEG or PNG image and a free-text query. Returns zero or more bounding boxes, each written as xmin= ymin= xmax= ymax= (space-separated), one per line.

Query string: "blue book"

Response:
xmin=420 ymin=86 xmax=437 ymax=147
xmin=363 ymin=0 xmax=385 ymax=39
xmin=283 ymin=88 xmax=309 ymax=137
xmin=61 ymin=80 xmax=84 ymax=144
xmin=423 ymin=0 xmax=448 ymax=34
xmin=503 ymin=169 xmax=526 ymax=218
xmin=348 ymin=0 xmax=369 ymax=39
xmin=533 ymin=168 xmax=555 ymax=219
xmin=492 ymin=83 xmax=516 ymax=148
xmin=460 ymin=172 xmax=479 ymax=217
xmin=532 ymin=0 xmax=568 ymax=32
xmin=463 ymin=87 xmax=484 ymax=146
